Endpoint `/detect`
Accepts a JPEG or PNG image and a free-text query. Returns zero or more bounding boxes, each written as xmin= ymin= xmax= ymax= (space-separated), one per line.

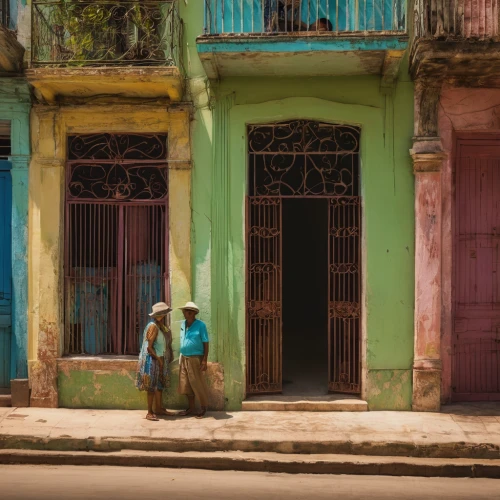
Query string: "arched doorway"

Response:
xmin=245 ymin=120 xmax=362 ymax=396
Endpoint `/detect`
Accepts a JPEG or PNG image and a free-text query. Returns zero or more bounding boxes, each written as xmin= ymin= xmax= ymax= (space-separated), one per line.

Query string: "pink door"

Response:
xmin=453 ymin=139 xmax=500 ymax=401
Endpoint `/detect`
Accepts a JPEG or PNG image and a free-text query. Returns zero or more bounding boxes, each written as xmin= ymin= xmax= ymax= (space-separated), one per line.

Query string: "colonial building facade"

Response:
xmin=0 ymin=0 xmax=30 ymax=404
xmin=6 ymin=0 xmax=497 ymax=412
xmin=410 ymin=1 xmax=500 ymax=409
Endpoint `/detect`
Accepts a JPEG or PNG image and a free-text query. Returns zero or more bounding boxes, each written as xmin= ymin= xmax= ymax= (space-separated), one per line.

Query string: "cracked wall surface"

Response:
xmin=439 ymin=87 xmax=500 ymax=403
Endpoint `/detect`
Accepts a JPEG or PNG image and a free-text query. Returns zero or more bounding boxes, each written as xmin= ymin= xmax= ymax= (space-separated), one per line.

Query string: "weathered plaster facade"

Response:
xmin=0 ymin=78 xmax=31 ymax=382
xmin=0 ymin=0 xmax=31 ymax=393
xmin=439 ymin=88 xmax=500 ymax=403
xmin=410 ymin=0 xmax=500 ymax=408
xmin=27 ymin=102 xmax=209 ymax=408
xmin=184 ymin=2 xmax=415 ymax=411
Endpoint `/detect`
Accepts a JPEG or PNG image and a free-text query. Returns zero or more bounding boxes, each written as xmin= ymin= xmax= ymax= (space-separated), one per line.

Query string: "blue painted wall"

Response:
xmin=0 ymin=166 xmax=12 ymax=388
xmin=0 ymin=78 xmax=31 ymax=382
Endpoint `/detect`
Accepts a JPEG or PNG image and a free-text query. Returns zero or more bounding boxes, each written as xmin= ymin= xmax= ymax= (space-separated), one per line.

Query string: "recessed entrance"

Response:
xmin=245 ymin=120 xmax=362 ymax=398
xmin=282 ymin=198 xmax=328 ymax=396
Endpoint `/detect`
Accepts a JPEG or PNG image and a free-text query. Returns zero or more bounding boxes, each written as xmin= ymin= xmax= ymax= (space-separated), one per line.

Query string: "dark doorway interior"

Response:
xmin=282 ymin=198 xmax=329 ymax=396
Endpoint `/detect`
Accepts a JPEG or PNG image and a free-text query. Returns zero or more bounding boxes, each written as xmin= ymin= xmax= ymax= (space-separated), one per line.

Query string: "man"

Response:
xmin=309 ymin=17 xmax=333 ymax=31
xmin=177 ymin=301 xmax=210 ymax=418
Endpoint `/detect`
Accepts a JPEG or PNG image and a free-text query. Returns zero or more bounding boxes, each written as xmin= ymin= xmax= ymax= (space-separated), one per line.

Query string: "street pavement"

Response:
xmin=1 ymin=403 xmax=500 ymax=458
xmin=1 ymin=465 xmax=499 ymax=499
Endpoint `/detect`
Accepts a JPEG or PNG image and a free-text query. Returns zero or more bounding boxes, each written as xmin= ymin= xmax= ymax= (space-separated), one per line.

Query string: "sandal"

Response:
xmin=177 ymin=408 xmax=195 ymax=416
xmin=196 ymin=407 xmax=208 ymax=419
xmin=146 ymin=412 xmax=159 ymax=421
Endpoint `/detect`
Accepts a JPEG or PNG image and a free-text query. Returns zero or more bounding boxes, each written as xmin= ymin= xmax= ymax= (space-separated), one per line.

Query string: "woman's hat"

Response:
xmin=178 ymin=301 xmax=200 ymax=314
xmin=149 ymin=302 xmax=172 ymax=317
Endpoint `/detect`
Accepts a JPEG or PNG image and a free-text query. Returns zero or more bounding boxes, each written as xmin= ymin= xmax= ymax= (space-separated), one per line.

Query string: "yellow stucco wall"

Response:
xmin=28 ymin=103 xmax=192 ymax=407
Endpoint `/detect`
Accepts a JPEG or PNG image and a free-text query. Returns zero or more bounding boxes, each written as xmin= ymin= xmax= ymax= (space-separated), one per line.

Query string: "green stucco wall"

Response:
xmin=182 ymin=3 xmax=415 ymax=411
xmin=58 ymin=362 xmax=225 ymax=410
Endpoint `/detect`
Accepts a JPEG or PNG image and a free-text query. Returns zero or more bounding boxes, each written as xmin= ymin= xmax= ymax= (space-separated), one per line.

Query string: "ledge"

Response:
xmin=57 ymin=356 xmax=138 ymax=372
xmin=197 ymin=34 xmax=408 ymax=78
xmin=26 ymin=66 xmax=183 ymax=103
xmin=410 ymin=39 xmax=500 ymax=85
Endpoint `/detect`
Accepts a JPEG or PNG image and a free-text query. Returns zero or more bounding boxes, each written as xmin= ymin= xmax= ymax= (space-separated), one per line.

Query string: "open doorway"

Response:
xmin=282 ymin=198 xmax=329 ymax=396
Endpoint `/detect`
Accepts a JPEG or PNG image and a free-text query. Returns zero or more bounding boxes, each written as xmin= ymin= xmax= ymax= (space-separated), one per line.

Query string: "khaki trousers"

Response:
xmin=178 ymin=355 xmax=209 ymax=407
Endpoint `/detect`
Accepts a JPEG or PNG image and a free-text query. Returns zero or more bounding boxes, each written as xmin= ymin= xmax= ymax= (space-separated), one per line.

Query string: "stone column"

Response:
xmin=411 ymin=140 xmax=446 ymax=412
xmin=29 ymin=107 xmax=64 ymax=408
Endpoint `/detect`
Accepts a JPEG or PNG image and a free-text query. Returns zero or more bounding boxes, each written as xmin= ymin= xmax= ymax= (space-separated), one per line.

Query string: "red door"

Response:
xmin=453 ymin=139 xmax=500 ymax=401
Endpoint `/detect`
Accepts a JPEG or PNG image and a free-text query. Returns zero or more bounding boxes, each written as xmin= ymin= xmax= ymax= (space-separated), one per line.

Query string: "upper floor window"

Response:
xmin=0 ymin=0 xmax=9 ymax=28
xmin=0 ymin=121 xmax=11 ymax=159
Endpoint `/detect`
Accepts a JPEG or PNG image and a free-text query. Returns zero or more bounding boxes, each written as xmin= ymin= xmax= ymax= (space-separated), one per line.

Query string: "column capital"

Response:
xmin=411 ymin=151 xmax=447 ymax=174
xmin=9 ymin=155 xmax=30 ymax=170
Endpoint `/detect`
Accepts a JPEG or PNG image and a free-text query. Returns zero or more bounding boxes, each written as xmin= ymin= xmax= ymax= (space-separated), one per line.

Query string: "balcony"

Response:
xmin=197 ymin=0 xmax=408 ymax=81
xmin=410 ymin=0 xmax=500 ymax=83
xmin=28 ymin=0 xmax=184 ymax=102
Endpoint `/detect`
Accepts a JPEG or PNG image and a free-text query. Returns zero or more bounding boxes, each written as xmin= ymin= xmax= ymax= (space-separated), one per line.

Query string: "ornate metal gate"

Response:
xmin=246 ymin=120 xmax=361 ymax=395
xmin=328 ymin=197 xmax=361 ymax=393
xmin=64 ymin=133 xmax=169 ymax=356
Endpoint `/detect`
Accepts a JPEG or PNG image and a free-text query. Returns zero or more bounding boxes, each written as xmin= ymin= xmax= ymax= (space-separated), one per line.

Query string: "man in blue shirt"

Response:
xmin=177 ymin=301 xmax=210 ymax=418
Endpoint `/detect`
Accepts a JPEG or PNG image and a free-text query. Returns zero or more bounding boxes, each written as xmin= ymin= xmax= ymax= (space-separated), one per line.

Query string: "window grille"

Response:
xmin=64 ymin=134 xmax=169 ymax=355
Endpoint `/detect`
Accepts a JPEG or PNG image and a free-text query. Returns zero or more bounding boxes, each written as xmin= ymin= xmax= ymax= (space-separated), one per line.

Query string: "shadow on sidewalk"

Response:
xmin=441 ymin=402 xmax=500 ymax=417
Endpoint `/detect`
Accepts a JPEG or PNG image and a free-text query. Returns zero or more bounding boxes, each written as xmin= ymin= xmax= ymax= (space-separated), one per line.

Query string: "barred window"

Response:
xmin=0 ymin=0 xmax=9 ymax=28
xmin=64 ymin=134 xmax=169 ymax=355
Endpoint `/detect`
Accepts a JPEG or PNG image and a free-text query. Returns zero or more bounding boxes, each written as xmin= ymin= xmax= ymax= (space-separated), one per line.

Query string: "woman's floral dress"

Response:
xmin=136 ymin=321 xmax=172 ymax=392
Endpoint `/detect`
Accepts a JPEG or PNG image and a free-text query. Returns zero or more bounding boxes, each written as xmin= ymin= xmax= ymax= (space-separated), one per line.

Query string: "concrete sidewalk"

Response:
xmin=1 ymin=403 xmax=500 ymax=459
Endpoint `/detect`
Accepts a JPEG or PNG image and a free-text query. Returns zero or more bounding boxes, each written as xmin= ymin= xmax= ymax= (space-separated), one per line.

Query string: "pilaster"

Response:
xmin=411 ymin=140 xmax=446 ymax=412
xmin=211 ymin=94 xmax=234 ymax=361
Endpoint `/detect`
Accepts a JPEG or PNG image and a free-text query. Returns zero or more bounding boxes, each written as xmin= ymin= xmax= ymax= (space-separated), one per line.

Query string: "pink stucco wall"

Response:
xmin=438 ymin=87 xmax=500 ymax=401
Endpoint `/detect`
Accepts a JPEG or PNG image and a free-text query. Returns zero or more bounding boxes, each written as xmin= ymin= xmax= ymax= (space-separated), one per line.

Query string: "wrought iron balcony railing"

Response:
xmin=203 ymin=0 xmax=406 ymax=35
xmin=32 ymin=0 xmax=183 ymax=67
xmin=414 ymin=0 xmax=499 ymax=39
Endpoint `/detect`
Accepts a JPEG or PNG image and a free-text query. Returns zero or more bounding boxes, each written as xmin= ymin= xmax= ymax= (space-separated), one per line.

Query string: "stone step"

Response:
xmin=1 ymin=449 xmax=499 ymax=478
xmin=242 ymin=395 xmax=368 ymax=411
xmin=0 ymin=394 xmax=12 ymax=407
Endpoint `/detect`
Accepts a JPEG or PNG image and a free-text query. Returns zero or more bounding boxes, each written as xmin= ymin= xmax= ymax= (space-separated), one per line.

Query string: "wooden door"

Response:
xmin=0 ymin=167 xmax=12 ymax=389
xmin=453 ymin=139 xmax=500 ymax=401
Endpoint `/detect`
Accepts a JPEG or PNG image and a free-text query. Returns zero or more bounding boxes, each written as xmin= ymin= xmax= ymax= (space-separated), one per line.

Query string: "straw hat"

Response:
xmin=178 ymin=301 xmax=200 ymax=314
xmin=149 ymin=302 xmax=172 ymax=317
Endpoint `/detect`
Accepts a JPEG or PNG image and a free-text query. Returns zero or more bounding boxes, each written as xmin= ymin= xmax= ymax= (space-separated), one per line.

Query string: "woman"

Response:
xmin=136 ymin=302 xmax=175 ymax=421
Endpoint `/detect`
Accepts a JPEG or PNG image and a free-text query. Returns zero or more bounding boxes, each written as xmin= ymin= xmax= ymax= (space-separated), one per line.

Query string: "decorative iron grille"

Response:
xmin=414 ymin=0 xmax=498 ymax=39
xmin=32 ymin=0 xmax=183 ymax=67
xmin=246 ymin=120 xmax=361 ymax=395
xmin=64 ymin=134 xmax=169 ymax=356
xmin=328 ymin=196 xmax=361 ymax=393
xmin=204 ymin=0 xmax=406 ymax=35
xmin=248 ymin=120 xmax=360 ymax=196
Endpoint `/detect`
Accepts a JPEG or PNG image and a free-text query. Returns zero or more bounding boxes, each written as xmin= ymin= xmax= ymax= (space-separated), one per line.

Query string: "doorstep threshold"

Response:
xmin=242 ymin=394 xmax=367 ymax=412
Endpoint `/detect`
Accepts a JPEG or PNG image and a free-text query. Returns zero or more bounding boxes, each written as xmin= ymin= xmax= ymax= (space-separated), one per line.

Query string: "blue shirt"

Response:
xmin=180 ymin=319 xmax=209 ymax=357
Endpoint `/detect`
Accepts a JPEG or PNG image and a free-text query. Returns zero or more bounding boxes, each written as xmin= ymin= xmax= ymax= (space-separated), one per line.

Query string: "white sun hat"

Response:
xmin=178 ymin=301 xmax=200 ymax=314
xmin=148 ymin=302 xmax=172 ymax=317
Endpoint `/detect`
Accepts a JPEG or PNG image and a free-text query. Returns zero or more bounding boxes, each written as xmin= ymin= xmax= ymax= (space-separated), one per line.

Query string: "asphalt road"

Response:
xmin=0 ymin=465 xmax=499 ymax=500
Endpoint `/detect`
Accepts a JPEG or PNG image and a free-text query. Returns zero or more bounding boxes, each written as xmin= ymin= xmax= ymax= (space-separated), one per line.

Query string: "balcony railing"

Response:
xmin=204 ymin=0 xmax=406 ymax=35
xmin=414 ymin=0 xmax=499 ymax=39
xmin=32 ymin=0 xmax=183 ymax=67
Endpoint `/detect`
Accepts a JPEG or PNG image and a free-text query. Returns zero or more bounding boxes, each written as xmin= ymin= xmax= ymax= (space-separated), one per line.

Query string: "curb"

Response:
xmin=1 ymin=434 xmax=499 ymax=460
xmin=1 ymin=450 xmax=500 ymax=478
